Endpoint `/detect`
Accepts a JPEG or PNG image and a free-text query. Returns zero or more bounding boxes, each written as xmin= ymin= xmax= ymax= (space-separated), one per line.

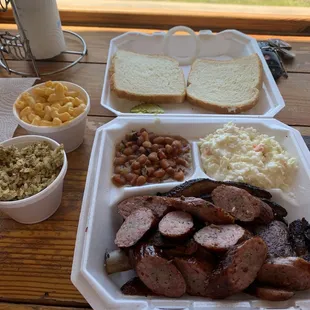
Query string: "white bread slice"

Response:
xmin=187 ymin=54 xmax=263 ymax=114
xmin=110 ymin=50 xmax=186 ymax=104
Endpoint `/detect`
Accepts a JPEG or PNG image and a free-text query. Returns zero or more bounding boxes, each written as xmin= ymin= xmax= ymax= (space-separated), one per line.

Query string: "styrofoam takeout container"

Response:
xmin=101 ymin=26 xmax=285 ymax=117
xmin=72 ymin=116 xmax=310 ymax=310
xmin=0 ymin=135 xmax=67 ymax=224
xmin=13 ymin=81 xmax=90 ymax=153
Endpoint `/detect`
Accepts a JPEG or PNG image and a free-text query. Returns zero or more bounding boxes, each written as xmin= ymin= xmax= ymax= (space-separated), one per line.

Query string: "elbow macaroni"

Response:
xmin=15 ymin=81 xmax=87 ymax=127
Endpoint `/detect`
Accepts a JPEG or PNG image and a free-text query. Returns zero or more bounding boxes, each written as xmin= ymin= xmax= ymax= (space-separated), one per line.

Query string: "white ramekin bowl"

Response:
xmin=0 ymin=135 xmax=68 ymax=224
xmin=13 ymin=81 xmax=90 ymax=153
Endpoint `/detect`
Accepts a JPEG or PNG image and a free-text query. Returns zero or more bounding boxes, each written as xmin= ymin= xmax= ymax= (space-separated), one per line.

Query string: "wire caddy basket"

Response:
xmin=0 ymin=0 xmax=87 ymax=77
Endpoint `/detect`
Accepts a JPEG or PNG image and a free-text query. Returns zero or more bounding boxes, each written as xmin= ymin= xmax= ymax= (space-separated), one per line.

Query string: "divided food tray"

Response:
xmin=101 ymin=27 xmax=285 ymax=117
xmin=72 ymin=116 xmax=310 ymax=310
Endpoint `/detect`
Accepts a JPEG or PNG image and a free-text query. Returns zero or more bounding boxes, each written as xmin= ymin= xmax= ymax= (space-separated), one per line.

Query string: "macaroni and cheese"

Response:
xmin=199 ymin=122 xmax=298 ymax=191
xmin=15 ymin=81 xmax=86 ymax=127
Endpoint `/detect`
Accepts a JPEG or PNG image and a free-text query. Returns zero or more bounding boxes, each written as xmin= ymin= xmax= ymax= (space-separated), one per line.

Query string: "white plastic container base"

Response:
xmin=101 ymin=27 xmax=285 ymax=117
xmin=72 ymin=116 xmax=310 ymax=310
xmin=0 ymin=135 xmax=68 ymax=224
xmin=12 ymin=81 xmax=90 ymax=153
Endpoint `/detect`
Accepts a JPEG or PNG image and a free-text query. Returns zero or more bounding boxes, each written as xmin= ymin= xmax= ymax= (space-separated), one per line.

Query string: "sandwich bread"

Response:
xmin=110 ymin=50 xmax=186 ymax=104
xmin=186 ymin=54 xmax=263 ymax=113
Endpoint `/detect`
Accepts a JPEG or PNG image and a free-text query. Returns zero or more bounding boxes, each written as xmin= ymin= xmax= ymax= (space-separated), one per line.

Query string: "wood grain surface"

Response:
xmin=0 ymin=303 xmax=89 ymax=310
xmin=1 ymin=6 xmax=310 ymax=35
xmin=0 ymin=25 xmax=310 ymax=309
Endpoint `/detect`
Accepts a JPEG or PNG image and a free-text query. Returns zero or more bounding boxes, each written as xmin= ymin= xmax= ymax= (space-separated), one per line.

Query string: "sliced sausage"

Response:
xmin=118 ymin=195 xmax=234 ymax=224
xmin=159 ymin=211 xmax=194 ymax=239
xmin=289 ymin=218 xmax=310 ymax=256
xmin=161 ymin=178 xmax=271 ymax=199
xmin=254 ymin=221 xmax=295 ymax=258
xmin=172 ymin=197 xmax=234 ymax=224
xmin=115 ymin=207 xmax=156 ymax=248
xmin=131 ymin=243 xmax=186 ymax=297
xmin=164 ymin=239 xmax=198 ymax=257
xmin=257 ymin=257 xmax=310 ymax=291
xmin=212 ymin=185 xmax=273 ymax=224
xmin=121 ymin=277 xmax=155 ymax=296
xmin=205 ymin=237 xmax=267 ymax=299
xmin=174 ymin=256 xmax=214 ymax=296
xmin=117 ymin=196 xmax=172 ymax=219
xmin=246 ymin=284 xmax=294 ymax=301
xmin=194 ymin=224 xmax=249 ymax=252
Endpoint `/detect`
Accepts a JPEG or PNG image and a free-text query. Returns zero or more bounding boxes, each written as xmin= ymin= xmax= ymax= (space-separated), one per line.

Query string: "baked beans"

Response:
xmin=111 ymin=128 xmax=192 ymax=187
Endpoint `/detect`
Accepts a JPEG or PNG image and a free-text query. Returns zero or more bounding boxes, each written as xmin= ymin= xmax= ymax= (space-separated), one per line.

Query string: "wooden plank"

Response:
xmin=1 ymin=6 xmax=310 ymax=35
xmin=1 ymin=25 xmax=310 ymax=72
xmin=1 ymin=61 xmax=310 ymax=125
xmin=0 ymin=303 xmax=90 ymax=310
xmin=276 ymin=73 xmax=310 ymax=126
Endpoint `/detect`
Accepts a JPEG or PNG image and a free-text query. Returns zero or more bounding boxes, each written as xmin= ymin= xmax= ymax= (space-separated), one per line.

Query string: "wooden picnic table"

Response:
xmin=0 ymin=24 xmax=310 ymax=310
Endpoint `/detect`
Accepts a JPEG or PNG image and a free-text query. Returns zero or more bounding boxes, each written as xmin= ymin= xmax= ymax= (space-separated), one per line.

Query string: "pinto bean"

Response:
xmin=164 ymin=137 xmax=174 ymax=145
xmin=176 ymin=158 xmax=187 ymax=166
xmin=114 ymin=156 xmax=127 ymax=166
xmin=123 ymin=147 xmax=134 ymax=156
xmin=158 ymin=151 xmax=167 ymax=160
xmin=131 ymin=161 xmax=140 ymax=170
xmin=154 ymin=169 xmax=166 ymax=178
xmin=148 ymin=152 xmax=159 ymax=162
xmin=174 ymin=171 xmax=184 ymax=181
xmin=143 ymin=141 xmax=152 ymax=148
xmin=160 ymin=159 xmax=170 ymax=170
xmin=153 ymin=137 xmax=165 ymax=144
xmin=112 ymin=174 xmax=126 ymax=186
xmin=138 ymin=154 xmax=148 ymax=165
xmin=136 ymin=176 xmax=147 ymax=186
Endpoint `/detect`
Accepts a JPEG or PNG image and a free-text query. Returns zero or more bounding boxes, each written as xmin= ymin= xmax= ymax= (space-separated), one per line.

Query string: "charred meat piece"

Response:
xmin=200 ymin=194 xmax=213 ymax=203
xmin=194 ymin=224 xmax=249 ymax=252
xmin=254 ymin=221 xmax=295 ymax=258
xmin=162 ymin=178 xmax=219 ymax=197
xmin=174 ymin=256 xmax=214 ymax=296
xmin=115 ymin=207 xmax=157 ymax=248
xmin=159 ymin=211 xmax=194 ymax=239
xmin=212 ymin=185 xmax=273 ymax=224
xmin=131 ymin=243 xmax=186 ymax=297
xmin=257 ymin=257 xmax=310 ymax=291
xmin=161 ymin=178 xmax=271 ymax=199
xmin=204 ymin=237 xmax=267 ymax=299
xmin=246 ymin=284 xmax=294 ymax=301
xmin=261 ymin=199 xmax=288 ymax=218
xmin=121 ymin=277 xmax=155 ymax=296
xmin=145 ymin=230 xmax=183 ymax=248
xmin=164 ymin=239 xmax=199 ymax=257
xmin=289 ymin=218 xmax=310 ymax=256
xmin=117 ymin=196 xmax=172 ymax=219
xmin=172 ymin=197 xmax=234 ymax=224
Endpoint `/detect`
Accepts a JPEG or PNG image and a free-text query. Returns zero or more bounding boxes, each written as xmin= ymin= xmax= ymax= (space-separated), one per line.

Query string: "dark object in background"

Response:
xmin=258 ymin=39 xmax=295 ymax=81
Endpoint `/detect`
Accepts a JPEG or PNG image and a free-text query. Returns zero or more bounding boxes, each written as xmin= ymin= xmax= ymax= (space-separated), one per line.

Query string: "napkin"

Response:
xmin=0 ymin=78 xmax=37 ymax=142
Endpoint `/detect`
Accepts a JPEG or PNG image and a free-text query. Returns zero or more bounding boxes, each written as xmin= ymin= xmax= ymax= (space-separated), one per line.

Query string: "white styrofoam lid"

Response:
xmin=101 ymin=27 xmax=285 ymax=117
